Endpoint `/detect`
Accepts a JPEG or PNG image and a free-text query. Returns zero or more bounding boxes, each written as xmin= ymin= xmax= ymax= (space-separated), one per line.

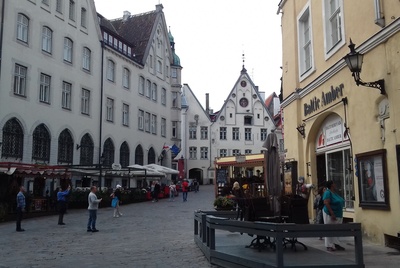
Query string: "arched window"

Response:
xmin=103 ymin=138 xmax=114 ymax=166
xmin=79 ymin=133 xmax=93 ymax=165
xmin=135 ymin=145 xmax=143 ymax=165
xmin=120 ymin=142 xmax=130 ymax=167
xmin=42 ymin=26 xmax=52 ymax=53
xmin=17 ymin=13 xmax=29 ymax=43
xmin=32 ymin=124 xmax=51 ymax=161
xmin=107 ymin=59 xmax=115 ymax=81
xmin=2 ymin=118 xmax=24 ymax=159
xmin=58 ymin=129 xmax=73 ymax=163
xmin=148 ymin=147 xmax=156 ymax=164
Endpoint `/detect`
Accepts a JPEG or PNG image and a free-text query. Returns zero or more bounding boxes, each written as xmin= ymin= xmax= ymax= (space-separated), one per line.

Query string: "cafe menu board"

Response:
xmin=216 ymin=169 xmax=227 ymax=184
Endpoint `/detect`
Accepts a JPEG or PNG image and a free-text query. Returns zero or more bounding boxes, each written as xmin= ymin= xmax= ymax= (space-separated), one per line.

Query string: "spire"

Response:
xmin=241 ymin=53 xmax=247 ymax=74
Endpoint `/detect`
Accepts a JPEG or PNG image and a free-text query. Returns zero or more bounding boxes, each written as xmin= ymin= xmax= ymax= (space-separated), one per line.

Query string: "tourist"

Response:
xmin=153 ymin=182 xmax=160 ymax=202
xmin=182 ymin=179 xmax=189 ymax=202
xmin=57 ymin=185 xmax=71 ymax=225
xmin=193 ymin=179 xmax=199 ymax=192
xmin=150 ymin=181 xmax=155 ymax=201
xmin=169 ymin=182 xmax=176 ymax=201
xmin=111 ymin=184 xmax=123 ymax=218
xmin=16 ymin=186 xmax=26 ymax=232
xmin=87 ymin=186 xmax=102 ymax=232
xmin=323 ymin=180 xmax=345 ymax=251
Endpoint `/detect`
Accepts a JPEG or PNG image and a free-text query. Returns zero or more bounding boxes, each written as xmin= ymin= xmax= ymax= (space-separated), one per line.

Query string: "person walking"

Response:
xmin=57 ymin=185 xmax=71 ymax=225
xmin=323 ymin=180 xmax=345 ymax=251
xmin=111 ymin=184 xmax=123 ymax=218
xmin=150 ymin=181 xmax=155 ymax=202
xmin=153 ymin=182 xmax=161 ymax=202
xmin=87 ymin=186 xmax=102 ymax=232
xmin=169 ymin=182 xmax=176 ymax=201
xmin=182 ymin=179 xmax=189 ymax=202
xmin=16 ymin=186 xmax=26 ymax=232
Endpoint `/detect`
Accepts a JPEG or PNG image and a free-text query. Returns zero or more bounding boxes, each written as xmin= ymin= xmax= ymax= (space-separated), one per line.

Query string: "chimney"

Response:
xmin=122 ymin=11 xmax=131 ymax=22
xmin=255 ymin=86 xmax=259 ymax=92
xmin=205 ymin=93 xmax=210 ymax=114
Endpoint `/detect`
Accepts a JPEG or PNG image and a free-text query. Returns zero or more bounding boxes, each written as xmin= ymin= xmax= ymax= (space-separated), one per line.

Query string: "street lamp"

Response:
xmin=343 ymin=39 xmax=385 ymax=95
xmin=98 ymin=153 xmax=105 ymax=191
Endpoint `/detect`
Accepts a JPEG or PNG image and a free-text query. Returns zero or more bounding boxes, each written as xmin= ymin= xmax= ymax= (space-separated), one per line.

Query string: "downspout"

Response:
xmin=207 ymin=122 xmax=213 ymax=185
xmin=98 ymin=41 xmax=105 ymax=188
xmin=0 ymin=0 xmax=6 ymax=79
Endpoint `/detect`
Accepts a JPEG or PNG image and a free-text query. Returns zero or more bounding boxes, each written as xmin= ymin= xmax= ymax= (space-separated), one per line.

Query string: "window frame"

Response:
xmin=200 ymin=147 xmax=208 ymax=160
xmin=56 ymin=0 xmax=63 ymax=13
xmin=151 ymin=114 xmax=157 ymax=134
xmin=200 ymin=126 xmax=208 ymax=140
xmin=69 ymin=0 xmax=76 ymax=21
xmin=63 ymin=37 xmax=73 ymax=63
xmin=62 ymin=81 xmax=72 ymax=110
xmin=261 ymin=128 xmax=268 ymax=141
xmin=297 ymin=2 xmax=315 ymax=80
xmin=17 ymin=13 xmax=29 ymax=43
xmin=189 ymin=125 xmax=197 ymax=140
xmin=189 ymin=146 xmax=197 ymax=160
xmin=41 ymin=26 xmax=52 ymax=54
xmin=122 ymin=68 xmax=130 ymax=89
xmin=106 ymin=98 xmax=114 ymax=122
xmin=139 ymin=76 xmax=145 ymax=95
xmin=322 ymin=0 xmax=346 ymax=59
xmin=82 ymin=47 xmax=91 ymax=71
xmin=151 ymin=83 xmax=157 ymax=101
xmin=232 ymin=127 xmax=240 ymax=141
xmin=122 ymin=103 xmax=129 ymax=126
xmin=220 ymin=127 xmax=227 ymax=140
xmin=161 ymin=88 xmax=166 ymax=105
xmin=138 ymin=110 xmax=144 ymax=130
xmin=161 ymin=118 xmax=166 ymax=137
xmin=13 ymin=64 xmax=27 ymax=96
xmin=244 ymin=128 xmax=252 ymax=141
xmin=81 ymin=7 xmax=87 ymax=28
xmin=107 ymin=59 xmax=115 ymax=82
xmin=81 ymin=88 xmax=90 ymax=115
xmin=39 ymin=73 xmax=51 ymax=104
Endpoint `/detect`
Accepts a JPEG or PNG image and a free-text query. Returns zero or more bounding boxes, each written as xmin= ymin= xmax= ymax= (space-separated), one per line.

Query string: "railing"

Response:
xmin=194 ymin=210 xmax=365 ymax=268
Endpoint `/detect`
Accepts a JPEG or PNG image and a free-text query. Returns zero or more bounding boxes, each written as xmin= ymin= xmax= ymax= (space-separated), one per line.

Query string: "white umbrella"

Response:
xmin=144 ymin=164 xmax=179 ymax=175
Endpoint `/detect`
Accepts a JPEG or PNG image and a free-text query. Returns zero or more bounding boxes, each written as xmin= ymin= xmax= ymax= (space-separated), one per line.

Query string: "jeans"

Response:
xmin=169 ymin=191 xmax=175 ymax=201
xmin=58 ymin=201 xmax=67 ymax=224
xmin=87 ymin=209 xmax=97 ymax=230
xmin=182 ymin=192 xmax=188 ymax=201
xmin=16 ymin=207 xmax=23 ymax=231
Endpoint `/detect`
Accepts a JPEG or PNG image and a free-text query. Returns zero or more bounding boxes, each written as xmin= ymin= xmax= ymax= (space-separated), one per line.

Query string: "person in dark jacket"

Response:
xmin=153 ymin=182 xmax=161 ymax=202
xmin=57 ymin=185 xmax=71 ymax=225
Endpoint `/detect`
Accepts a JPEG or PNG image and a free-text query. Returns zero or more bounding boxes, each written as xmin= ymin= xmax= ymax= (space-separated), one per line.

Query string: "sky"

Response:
xmin=94 ymin=0 xmax=283 ymax=111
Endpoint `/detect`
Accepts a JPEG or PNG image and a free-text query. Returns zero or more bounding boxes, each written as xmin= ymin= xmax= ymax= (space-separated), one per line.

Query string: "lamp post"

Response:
xmin=343 ymin=39 xmax=385 ymax=95
xmin=98 ymin=153 xmax=105 ymax=191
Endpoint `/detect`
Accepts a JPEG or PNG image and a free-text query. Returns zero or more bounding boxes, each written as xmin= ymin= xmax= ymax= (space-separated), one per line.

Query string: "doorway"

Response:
xmin=316 ymin=154 xmax=326 ymax=188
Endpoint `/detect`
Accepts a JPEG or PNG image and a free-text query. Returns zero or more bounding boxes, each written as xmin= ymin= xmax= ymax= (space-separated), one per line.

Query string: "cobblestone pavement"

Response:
xmin=0 ymin=186 xmax=216 ymax=268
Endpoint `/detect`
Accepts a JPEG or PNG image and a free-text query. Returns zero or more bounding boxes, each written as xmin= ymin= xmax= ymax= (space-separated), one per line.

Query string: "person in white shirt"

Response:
xmin=169 ymin=182 xmax=176 ymax=201
xmin=87 ymin=186 xmax=102 ymax=232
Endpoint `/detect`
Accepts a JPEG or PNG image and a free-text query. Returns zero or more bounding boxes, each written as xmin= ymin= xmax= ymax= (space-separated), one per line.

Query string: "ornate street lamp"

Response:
xmin=343 ymin=39 xmax=385 ymax=95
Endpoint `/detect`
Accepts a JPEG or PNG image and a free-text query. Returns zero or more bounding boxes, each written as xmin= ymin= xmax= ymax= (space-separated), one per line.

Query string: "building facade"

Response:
xmin=278 ymin=0 xmax=400 ymax=245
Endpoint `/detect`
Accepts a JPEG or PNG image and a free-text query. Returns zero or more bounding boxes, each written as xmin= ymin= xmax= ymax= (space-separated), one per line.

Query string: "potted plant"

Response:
xmin=213 ymin=196 xmax=234 ymax=210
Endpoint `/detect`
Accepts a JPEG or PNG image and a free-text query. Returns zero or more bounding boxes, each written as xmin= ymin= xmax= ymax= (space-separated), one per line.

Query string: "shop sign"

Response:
xmin=316 ymin=114 xmax=348 ymax=149
xmin=304 ymin=84 xmax=344 ymax=116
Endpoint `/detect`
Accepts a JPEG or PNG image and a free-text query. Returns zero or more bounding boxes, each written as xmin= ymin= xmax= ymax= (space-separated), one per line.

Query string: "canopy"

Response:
xmin=144 ymin=164 xmax=179 ymax=175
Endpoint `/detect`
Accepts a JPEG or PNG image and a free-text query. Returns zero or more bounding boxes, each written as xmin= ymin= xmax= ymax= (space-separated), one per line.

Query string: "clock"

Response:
xmin=239 ymin=98 xmax=249 ymax=107
xmin=240 ymin=80 xmax=247 ymax=87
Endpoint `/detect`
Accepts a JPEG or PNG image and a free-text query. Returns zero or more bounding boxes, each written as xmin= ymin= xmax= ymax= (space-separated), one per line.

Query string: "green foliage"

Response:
xmin=213 ymin=196 xmax=234 ymax=208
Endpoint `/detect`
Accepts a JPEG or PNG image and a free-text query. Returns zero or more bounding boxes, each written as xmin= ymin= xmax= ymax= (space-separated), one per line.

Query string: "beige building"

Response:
xmin=278 ymin=0 xmax=400 ymax=245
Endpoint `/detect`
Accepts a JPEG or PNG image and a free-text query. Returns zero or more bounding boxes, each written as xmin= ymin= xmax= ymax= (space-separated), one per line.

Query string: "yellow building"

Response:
xmin=278 ymin=0 xmax=400 ymax=245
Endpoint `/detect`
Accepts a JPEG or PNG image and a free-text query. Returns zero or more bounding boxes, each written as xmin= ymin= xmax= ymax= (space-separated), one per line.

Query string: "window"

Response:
xmin=63 ymin=38 xmax=73 ymax=63
xmin=323 ymin=0 xmax=345 ymax=57
xmin=172 ymin=92 xmax=178 ymax=108
xmin=232 ymin=149 xmax=240 ymax=156
xmin=244 ymin=116 xmax=252 ymax=125
xmin=69 ymin=0 xmax=75 ymax=21
xmin=189 ymin=125 xmax=197 ymax=139
xmin=127 ymin=47 xmax=132 ymax=57
xmin=149 ymin=55 xmax=153 ymax=68
xmin=39 ymin=73 xmax=51 ymax=103
xmin=120 ymin=142 xmax=130 ymax=167
xmin=144 ymin=112 xmax=150 ymax=132
xmin=171 ymin=68 xmax=177 ymax=78
xmin=148 ymin=147 xmax=156 ymax=164
xmin=58 ymin=129 xmax=73 ymax=163
xmin=56 ymin=0 xmax=63 ymax=13
xmin=103 ymin=138 xmax=114 ymax=166
xmin=122 ymin=104 xmax=129 ymax=126
xmin=82 ymin=47 xmax=91 ymax=71
xmin=151 ymin=83 xmax=157 ymax=101
xmin=298 ymin=6 xmax=313 ymax=76
xmin=13 ymin=64 xmax=27 ymax=96
xmin=106 ymin=98 xmax=114 ymax=122
xmin=107 ymin=60 xmax=115 ymax=81
xmin=113 ymin=38 xmax=117 ymax=48
xmin=220 ymin=127 xmax=227 ymax=140
xmin=189 ymin=147 xmax=197 ymax=160
xmin=261 ymin=129 xmax=268 ymax=141
xmin=161 ymin=88 xmax=166 ymax=105
xmin=81 ymin=89 xmax=90 ymax=115
xmin=219 ymin=149 xmax=227 ymax=157
xmin=79 ymin=133 xmax=94 ymax=165
xmin=157 ymin=60 xmax=162 ymax=73
xmin=1 ymin=118 xmax=24 ymax=159
xmin=135 ymin=145 xmax=144 ymax=165
xmin=151 ymin=114 xmax=157 ymax=134
xmin=279 ymin=139 xmax=285 ymax=153
xmin=161 ymin=118 xmax=166 ymax=137
xmin=81 ymin=8 xmax=87 ymax=28
xmin=166 ymin=65 xmax=169 ymax=77
xmin=122 ymin=68 xmax=130 ymax=88
xmin=32 ymin=124 xmax=51 ymax=161
xmin=172 ymin=121 xmax=178 ymax=138
xmin=42 ymin=27 xmax=52 ymax=53
xmin=138 ymin=110 xmax=144 ymax=130
xmin=17 ymin=14 xmax=29 ymax=43
xmin=232 ymin=127 xmax=239 ymax=140
xmin=245 ymin=149 xmax=252 ymax=155
xmin=62 ymin=82 xmax=71 ymax=109
xmin=118 ymin=41 xmax=122 ymax=52
xmin=145 ymin=80 xmax=151 ymax=98
xmin=245 ymin=128 xmax=252 ymax=141
xmin=200 ymin=147 xmax=208 ymax=160
xmin=139 ymin=76 xmax=144 ymax=95
xmin=201 ymin=126 xmax=208 ymax=140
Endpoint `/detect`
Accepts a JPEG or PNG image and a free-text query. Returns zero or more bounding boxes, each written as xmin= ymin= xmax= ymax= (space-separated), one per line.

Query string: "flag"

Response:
xmin=170 ymin=144 xmax=180 ymax=155
xmin=163 ymin=144 xmax=171 ymax=149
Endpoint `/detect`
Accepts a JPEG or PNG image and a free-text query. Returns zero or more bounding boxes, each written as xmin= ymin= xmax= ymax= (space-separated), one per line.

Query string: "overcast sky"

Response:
xmin=94 ymin=0 xmax=282 ymax=111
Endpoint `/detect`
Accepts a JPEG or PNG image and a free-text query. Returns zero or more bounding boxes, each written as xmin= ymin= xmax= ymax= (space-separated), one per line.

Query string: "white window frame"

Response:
xmin=322 ymin=0 xmax=346 ymax=59
xmin=62 ymin=81 xmax=71 ymax=110
xmin=122 ymin=103 xmax=129 ymax=126
xmin=145 ymin=80 xmax=151 ymax=98
xmin=42 ymin=26 xmax=52 ymax=53
xmin=297 ymin=2 xmax=315 ymax=81
xmin=245 ymin=149 xmax=252 ymax=155
xmin=151 ymin=83 xmax=157 ymax=101
xmin=219 ymin=149 xmax=227 ymax=157
xmin=122 ymin=68 xmax=130 ymax=89
xmin=144 ymin=112 xmax=150 ymax=132
xmin=232 ymin=149 xmax=241 ymax=156
xmin=151 ymin=114 xmax=157 ymax=134
xmin=107 ymin=60 xmax=115 ymax=82
xmin=39 ymin=73 xmax=51 ymax=103
xmin=13 ymin=64 xmax=27 ymax=96
xmin=161 ymin=88 xmax=166 ymax=105
xmin=17 ymin=14 xmax=29 ymax=43
xmin=220 ymin=127 xmax=227 ymax=140
xmin=69 ymin=0 xmax=75 ymax=21
xmin=157 ymin=60 xmax=162 ymax=73
xmin=81 ymin=7 xmax=87 ymax=28
xmin=138 ymin=110 xmax=144 ymax=130
xmin=63 ymin=38 xmax=73 ymax=63
xmin=172 ymin=92 xmax=178 ymax=108
xmin=189 ymin=125 xmax=197 ymax=140
xmin=200 ymin=147 xmax=208 ymax=160
xmin=106 ymin=98 xmax=114 ymax=122
xmin=189 ymin=147 xmax=197 ymax=160
xmin=171 ymin=68 xmax=177 ymax=78
xmin=244 ymin=128 xmax=252 ymax=141
xmin=161 ymin=118 xmax=166 ymax=137
xmin=232 ymin=127 xmax=240 ymax=140
xmin=139 ymin=76 xmax=144 ymax=95
xmin=201 ymin=126 xmax=208 ymax=140
xmin=56 ymin=0 xmax=63 ymax=13
xmin=172 ymin=121 xmax=178 ymax=138
xmin=82 ymin=47 xmax=91 ymax=71
xmin=261 ymin=129 xmax=268 ymax=141
xmin=81 ymin=89 xmax=90 ymax=115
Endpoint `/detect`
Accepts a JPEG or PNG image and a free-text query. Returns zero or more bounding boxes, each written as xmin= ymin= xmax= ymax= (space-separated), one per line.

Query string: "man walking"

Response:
xmin=153 ymin=182 xmax=161 ymax=202
xmin=182 ymin=179 xmax=189 ymax=202
xmin=87 ymin=186 xmax=102 ymax=232
xmin=16 ymin=186 xmax=26 ymax=232
xmin=57 ymin=185 xmax=71 ymax=225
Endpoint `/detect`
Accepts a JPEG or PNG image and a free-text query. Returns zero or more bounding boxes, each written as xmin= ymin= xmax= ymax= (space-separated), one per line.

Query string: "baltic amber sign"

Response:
xmin=304 ymin=84 xmax=344 ymax=116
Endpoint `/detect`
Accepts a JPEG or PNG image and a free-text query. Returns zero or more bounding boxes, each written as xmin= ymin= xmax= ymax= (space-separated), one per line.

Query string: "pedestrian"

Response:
xmin=57 ymin=185 xmax=71 ymax=225
xmin=150 ymin=181 xmax=155 ymax=202
xmin=314 ymin=186 xmax=326 ymax=239
xmin=111 ymin=184 xmax=123 ymax=218
xmin=323 ymin=180 xmax=345 ymax=251
xmin=87 ymin=186 xmax=102 ymax=232
xmin=153 ymin=182 xmax=160 ymax=202
xmin=16 ymin=186 xmax=26 ymax=232
xmin=182 ymin=179 xmax=189 ymax=202
xmin=193 ymin=179 xmax=199 ymax=193
xmin=169 ymin=182 xmax=176 ymax=201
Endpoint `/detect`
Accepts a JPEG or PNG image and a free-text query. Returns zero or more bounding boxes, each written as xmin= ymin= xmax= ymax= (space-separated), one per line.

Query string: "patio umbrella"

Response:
xmin=263 ymin=129 xmax=281 ymax=215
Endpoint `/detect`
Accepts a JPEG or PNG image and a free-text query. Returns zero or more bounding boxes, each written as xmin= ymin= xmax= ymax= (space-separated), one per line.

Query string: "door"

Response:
xmin=316 ymin=154 xmax=326 ymax=188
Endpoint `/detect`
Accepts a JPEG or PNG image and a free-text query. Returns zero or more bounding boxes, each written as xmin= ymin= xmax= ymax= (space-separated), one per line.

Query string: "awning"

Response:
xmin=144 ymin=164 xmax=179 ymax=175
xmin=0 ymin=167 xmax=16 ymax=175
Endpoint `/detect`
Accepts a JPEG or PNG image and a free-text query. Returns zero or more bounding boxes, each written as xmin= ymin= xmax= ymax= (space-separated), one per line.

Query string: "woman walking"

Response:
xmin=111 ymin=185 xmax=123 ymax=218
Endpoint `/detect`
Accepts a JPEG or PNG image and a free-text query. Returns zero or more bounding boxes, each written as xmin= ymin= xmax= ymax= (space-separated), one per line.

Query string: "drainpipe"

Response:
xmin=0 ymin=0 xmax=6 ymax=79
xmin=98 ymin=41 xmax=105 ymax=190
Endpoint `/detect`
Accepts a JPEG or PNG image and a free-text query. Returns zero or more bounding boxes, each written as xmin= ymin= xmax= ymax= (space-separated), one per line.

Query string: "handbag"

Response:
xmin=111 ymin=197 xmax=118 ymax=208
